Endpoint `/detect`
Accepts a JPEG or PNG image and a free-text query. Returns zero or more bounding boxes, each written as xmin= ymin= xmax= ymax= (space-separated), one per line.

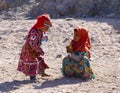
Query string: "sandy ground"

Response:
xmin=0 ymin=18 xmax=120 ymax=93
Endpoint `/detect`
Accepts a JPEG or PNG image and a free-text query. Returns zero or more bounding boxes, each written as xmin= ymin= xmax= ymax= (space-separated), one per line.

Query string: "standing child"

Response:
xmin=17 ymin=14 xmax=52 ymax=80
xmin=62 ymin=27 xmax=95 ymax=80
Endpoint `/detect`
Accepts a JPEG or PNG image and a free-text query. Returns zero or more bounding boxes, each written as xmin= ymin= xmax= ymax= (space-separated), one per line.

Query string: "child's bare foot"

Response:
xmin=41 ymin=73 xmax=50 ymax=77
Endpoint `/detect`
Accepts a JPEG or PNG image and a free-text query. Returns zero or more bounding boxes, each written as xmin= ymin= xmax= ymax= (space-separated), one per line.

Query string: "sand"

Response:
xmin=0 ymin=18 xmax=120 ymax=93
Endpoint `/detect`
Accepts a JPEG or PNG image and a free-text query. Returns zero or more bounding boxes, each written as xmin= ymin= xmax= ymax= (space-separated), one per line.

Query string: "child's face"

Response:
xmin=74 ymin=30 xmax=80 ymax=42
xmin=41 ymin=26 xmax=49 ymax=32
xmin=40 ymin=23 xmax=50 ymax=33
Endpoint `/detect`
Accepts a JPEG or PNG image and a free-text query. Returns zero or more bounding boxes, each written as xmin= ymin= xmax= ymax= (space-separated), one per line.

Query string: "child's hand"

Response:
xmin=45 ymin=36 xmax=48 ymax=41
xmin=41 ymin=49 xmax=44 ymax=56
xmin=66 ymin=45 xmax=73 ymax=53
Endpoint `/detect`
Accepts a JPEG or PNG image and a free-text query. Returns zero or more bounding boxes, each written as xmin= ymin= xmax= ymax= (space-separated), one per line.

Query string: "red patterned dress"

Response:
xmin=17 ymin=29 xmax=49 ymax=76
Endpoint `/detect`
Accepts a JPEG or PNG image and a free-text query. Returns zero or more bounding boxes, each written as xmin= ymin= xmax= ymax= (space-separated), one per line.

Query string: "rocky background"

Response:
xmin=0 ymin=0 xmax=120 ymax=20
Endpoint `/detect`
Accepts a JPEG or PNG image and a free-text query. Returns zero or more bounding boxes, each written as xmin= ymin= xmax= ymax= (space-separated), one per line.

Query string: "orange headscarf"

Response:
xmin=32 ymin=14 xmax=52 ymax=29
xmin=71 ymin=27 xmax=92 ymax=58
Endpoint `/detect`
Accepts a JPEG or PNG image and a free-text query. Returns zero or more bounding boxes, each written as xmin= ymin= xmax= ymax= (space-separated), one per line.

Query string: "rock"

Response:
xmin=63 ymin=38 xmax=69 ymax=43
xmin=0 ymin=37 xmax=2 ymax=40
xmin=56 ymin=54 xmax=62 ymax=58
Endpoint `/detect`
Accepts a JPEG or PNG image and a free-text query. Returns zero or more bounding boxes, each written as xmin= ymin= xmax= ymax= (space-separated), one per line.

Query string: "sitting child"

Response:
xmin=62 ymin=27 xmax=95 ymax=80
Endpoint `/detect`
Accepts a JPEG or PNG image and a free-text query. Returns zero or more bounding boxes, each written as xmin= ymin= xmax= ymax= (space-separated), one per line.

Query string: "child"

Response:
xmin=17 ymin=14 xmax=52 ymax=80
xmin=62 ymin=27 xmax=95 ymax=80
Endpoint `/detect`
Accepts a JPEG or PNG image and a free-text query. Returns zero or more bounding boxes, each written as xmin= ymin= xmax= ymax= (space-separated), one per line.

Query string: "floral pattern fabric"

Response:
xmin=62 ymin=52 xmax=95 ymax=80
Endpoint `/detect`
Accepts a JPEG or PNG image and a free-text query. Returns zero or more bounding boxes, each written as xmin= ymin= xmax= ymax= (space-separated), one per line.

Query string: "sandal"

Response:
xmin=30 ymin=76 xmax=36 ymax=81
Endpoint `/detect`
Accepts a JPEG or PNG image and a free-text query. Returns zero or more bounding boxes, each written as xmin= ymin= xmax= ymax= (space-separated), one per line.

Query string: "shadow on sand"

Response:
xmin=33 ymin=76 xmax=89 ymax=89
xmin=0 ymin=77 xmax=89 ymax=92
xmin=0 ymin=80 xmax=32 ymax=92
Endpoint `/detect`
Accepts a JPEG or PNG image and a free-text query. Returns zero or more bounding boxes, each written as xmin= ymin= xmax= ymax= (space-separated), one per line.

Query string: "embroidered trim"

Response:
xmin=19 ymin=59 xmax=37 ymax=65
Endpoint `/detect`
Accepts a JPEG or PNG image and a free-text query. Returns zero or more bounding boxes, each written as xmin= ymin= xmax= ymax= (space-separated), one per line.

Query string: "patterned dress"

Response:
xmin=17 ymin=29 xmax=49 ymax=76
xmin=62 ymin=52 xmax=95 ymax=80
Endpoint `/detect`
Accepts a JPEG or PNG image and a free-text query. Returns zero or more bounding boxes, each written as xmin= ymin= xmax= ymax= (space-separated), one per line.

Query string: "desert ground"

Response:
xmin=0 ymin=18 xmax=120 ymax=93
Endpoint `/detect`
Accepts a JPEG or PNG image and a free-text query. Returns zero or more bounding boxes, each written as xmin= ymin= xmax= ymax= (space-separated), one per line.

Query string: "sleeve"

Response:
xmin=28 ymin=29 xmax=44 ymax=54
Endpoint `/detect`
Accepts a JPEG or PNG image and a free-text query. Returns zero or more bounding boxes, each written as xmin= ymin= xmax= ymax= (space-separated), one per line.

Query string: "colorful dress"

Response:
xmin=62 ymin=52 xmax=95 ymax=80
xmin=17 ymin=29 xmax=49 ymax=76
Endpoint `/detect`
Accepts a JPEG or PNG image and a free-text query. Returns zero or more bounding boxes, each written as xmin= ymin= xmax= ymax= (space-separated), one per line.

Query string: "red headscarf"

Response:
xmin=32 ymin=14 xmax=52 ymax=29
xmin=71 ymin=27 xmax=92 ymax=58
